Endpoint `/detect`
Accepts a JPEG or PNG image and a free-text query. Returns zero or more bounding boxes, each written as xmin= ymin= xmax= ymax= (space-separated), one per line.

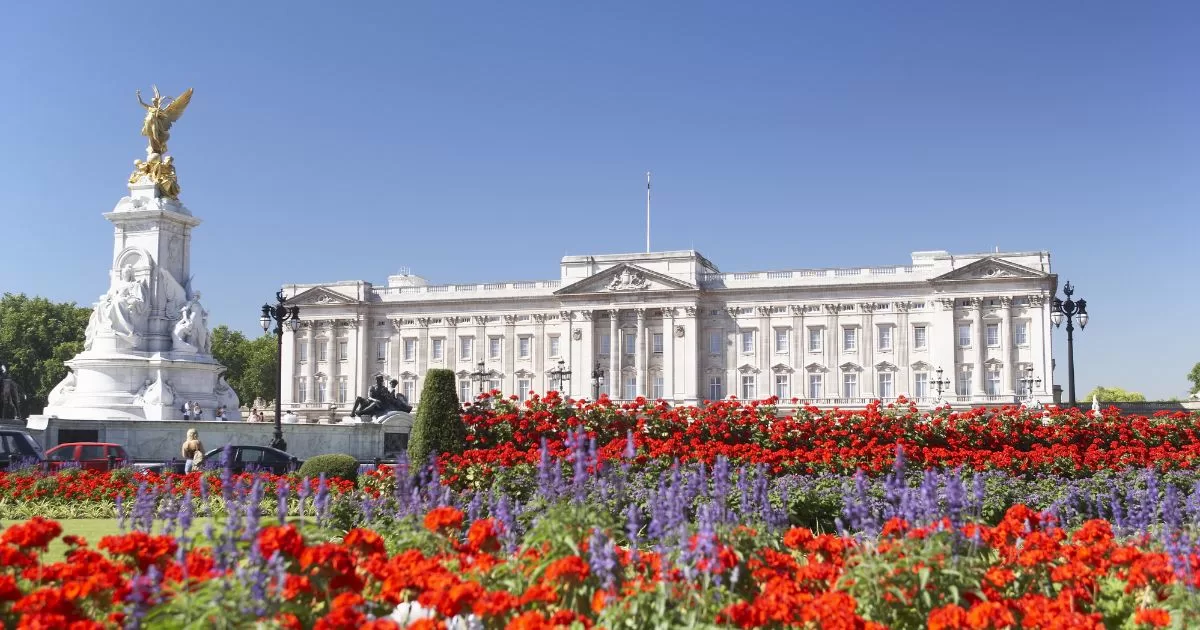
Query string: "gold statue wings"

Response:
xmin=162 ymin=88 xmax=193 ymax=123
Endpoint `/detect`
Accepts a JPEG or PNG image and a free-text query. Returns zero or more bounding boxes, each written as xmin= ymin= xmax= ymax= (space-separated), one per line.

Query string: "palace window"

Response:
xmin=741 ymin=375 xmax=756 ymax=400
xmin=459 ymin=337 xmax=473 ymax=361
xmin=298 ymin=343 xmax=308 ymax=363
xmin=518 ymin=378 xmax=532 ymax=402
xmin=708 ymin=376 xmax=723 ymax=400
xmin=741 ymin=330 xmax=754 ymax=354
xmin=376 ymin=340 xmax=388 ymax=362
xmin=956 ymin=370 xmax=971 ymax=396
xmin=402 ymin=379 xmax=415 ymax=402
xmin=775 ymin=328 xmax=789 ymax=353
xmin=652 ymin=333 xmax=664 ymax=354
xmin=599 ymin=334 xmax=610 ymax=356
xmin=297 ymin=377 xmax=307 ymax=403
xmin=958 ymin=324 xmax=971 ymax=348
xmin=913 ymin=326 xmax=928 ymax=350
xmin=877 ymin=326 xmax=893 ymax=351
xmin=709 ymin=331 xmax=723 ymax=355
xmin=519 ymin=336 xmax=532 ymax=358
xmin=808 ymin=374 xmax=822 ymax=399
xmin=842 ymin=373 xmax=858 ymax=398
xmin=878 ymin=372 xmax=893 ymax=399
xmin=489 ymin=336 xmax=502 ymax=360
xmin=431 ymin=338 xmax=444 ymax=361
xmin=1014 ymin=322 xmax=1028 ymax=346
xmin=986 ymin=323 xmax=1000 ymax=347
xmin=774 ymin=374 xmax=789 ymax=400
xmin=842 ymin=327 xmax=857 ymax=352
xmin=459 ymin=380 xmax=472 ymax=403
xmin=403 ymin=339 xmax=416 ymax=361
xmin=652 ymin=374 xmax=664 ymax=399
xmin=488 ymin=378 xmax=501 ymax=394
xmin=316 ymin=379 xmax=327 ymax=404
xmin=317 ymin=341 xmax=328 ymax=363
xmin=914 ymin=372 xmax=929 ymax=399
xmin=337 ymin=340 xmax=348 ymax=362
xmin=549 ymin=335 xmax=561 ymax=358
xmin=624 ymin=332 xmax=636 ymax=355
xmin=337 ymin=377 xmax=348 ymax=404
xmin=987 ymin=369 xmax=1001 ymax=396
xmin=808 ymin=327 xmax=823 ymax=352
xmin=623 ymin=375 xmax=636 ymax=399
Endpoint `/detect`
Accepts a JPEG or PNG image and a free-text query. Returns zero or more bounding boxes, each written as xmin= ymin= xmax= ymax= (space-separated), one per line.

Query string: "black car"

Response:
xmin=0 ymin=429 xmax=46 ymax=471
xmin=203 ymin=445 xmax=301 ymax=475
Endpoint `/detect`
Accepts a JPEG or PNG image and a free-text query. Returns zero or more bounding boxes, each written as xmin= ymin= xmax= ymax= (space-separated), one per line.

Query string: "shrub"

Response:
xmin=407 ymin=368 xmax=466 ymax=469
xmin=298 ymin=454 xmax=360 ymax=482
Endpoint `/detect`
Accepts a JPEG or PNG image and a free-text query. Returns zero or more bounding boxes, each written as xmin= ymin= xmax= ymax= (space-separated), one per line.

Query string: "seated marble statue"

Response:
xmin=172 ymin=292 xmax=211 ymax=354
xmin=84 ymin=266 xmax=149 ymax=350
xmin=350 ymin=375 xmax=409 ymax=418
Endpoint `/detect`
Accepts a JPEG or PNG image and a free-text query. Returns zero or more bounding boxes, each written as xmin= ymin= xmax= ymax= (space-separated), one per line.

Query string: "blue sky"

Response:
xmin=1 ymin=2 xmax=1196 ymax=399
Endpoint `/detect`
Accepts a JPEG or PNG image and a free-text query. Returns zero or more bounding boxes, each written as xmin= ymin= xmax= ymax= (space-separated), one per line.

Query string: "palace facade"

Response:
xmin=280 ymin=249 xmax=1056 ymax=421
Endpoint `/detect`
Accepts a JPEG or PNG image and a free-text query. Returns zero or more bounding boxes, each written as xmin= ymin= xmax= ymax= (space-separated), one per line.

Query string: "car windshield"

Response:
xmin=79 ymin=445 xmax=105 ymax=460
xmin=20 ymin=434 xmax=45 ymax=458
xmin=48 ymin=447 xmax=76 ymax=461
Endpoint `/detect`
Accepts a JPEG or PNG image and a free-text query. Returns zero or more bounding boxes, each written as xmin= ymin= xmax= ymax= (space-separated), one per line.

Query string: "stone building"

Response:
xmin=280 ymin=249 xmax=1056 ymax=421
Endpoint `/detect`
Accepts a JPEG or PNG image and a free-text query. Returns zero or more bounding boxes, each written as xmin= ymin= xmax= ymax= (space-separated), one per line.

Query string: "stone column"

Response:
xmin=446 ymin=318 xmax=459 ymax=378
xmin=1029 ymin=294 xmax=1051 ymax=398
xmin=824 ymin=304 xmax=840 ymax=399
xmin=1000 ymin=296 xmax=1014 ymax=396
xmin=579 ymin=311 xmax=595 ymax=399
xmin=534 ymin=314 xmax=547 ymax=394
xmin=416 ymin=318 xmax=431 ymax=404
xmin=896 ymin=302 xmax=911 ymax=397
xmin=861 ymin=304 xmax=875 ymax=398
xmin=682 ymin=306 xmax=700 ymax=403
xmin=757 ymin=306 xmax=771 ymax=399
xmin=474 ymin=315 xmax=487 ymax=371
xmin=503 ymin=315 xmax=517 ymax=396
xmin=933 ymin=299 xmax=956 ymax=399
xmin=559 ymin=311 xmax=575 ymax=398
xmin=608 ymin=310 xmax=619 ymax=398
xmin=972 ymin=298 xmax=985 ymax=399
xmin=355 ymin=318 xmax=369 ymax=408
xmin=634 ymin=308 xmax=647 ymax=397
xmin=306 ymin=324 xmax=317 ymax=403
xmin=662 ymin=308 xmax=676 ymax=401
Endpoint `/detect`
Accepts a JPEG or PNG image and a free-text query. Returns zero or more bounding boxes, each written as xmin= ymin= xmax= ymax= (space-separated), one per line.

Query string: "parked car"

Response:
xmin=203 ymin=445 xmax=301 ymax=475
xmin=46 ymin=442 xmax=129 ymax=471
xmin=0 ymin=429 xmax=46 ymax=471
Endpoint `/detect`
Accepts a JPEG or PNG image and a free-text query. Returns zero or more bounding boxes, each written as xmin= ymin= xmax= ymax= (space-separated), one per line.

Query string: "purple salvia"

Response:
xmin=588 ymin=528 xmax=619 ymax=591
xmin=276 ymin=478 xmax=289 ymax=525
xmin=467 ymin=491 xmax=483 ymax=524
xmin=626 ymin=502 xmax=642 ymax=557
xmin=624 ymin=430 xmax=636 ymax=460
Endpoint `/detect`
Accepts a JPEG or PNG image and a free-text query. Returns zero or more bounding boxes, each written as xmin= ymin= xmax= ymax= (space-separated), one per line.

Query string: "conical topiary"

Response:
xmin=407 ymin=368 xmax=466 ymax=469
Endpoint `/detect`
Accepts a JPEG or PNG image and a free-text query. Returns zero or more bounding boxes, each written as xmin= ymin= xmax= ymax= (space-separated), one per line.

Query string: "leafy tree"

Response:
xmin=1083 ymin=386 xmax=1147 ymax=403
xmin=0 ymin=294 xmax=91 ymax=414
xmin=1189 ymin=362 xmax=1200 ymax=396
xmin=210 ymin=325 xmax=278 ymax=407
xmin=408 ymin=369 xmax=466 ymax=469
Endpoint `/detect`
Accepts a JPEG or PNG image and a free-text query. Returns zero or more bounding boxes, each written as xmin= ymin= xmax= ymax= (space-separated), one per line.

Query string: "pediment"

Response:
xmin=875 ymin=361 xmax=899 ymax=372
xmin=737 ymin=363 xmax=759 ymax=374
xmin=554 ymin=263 xmax=697 ymax=295
xmin=931 ymin=258 xmax=1048 ymax=283
xmin=514 ymin=369 xmax=535 ymax=378
xmin=839 ymin=362 xmax=863 ymax=372
xmin=771 ymin=363 xmax=794 ymax=373
xmin=984 ymin=358 xmax=1004 ymax=367
xmin=289 ymin=287 xmax=359 ymax=306
xmin=910 ymin=361 xmax=933 ymax=371
xmin=805 ymin=362 xmax=828 ymax=373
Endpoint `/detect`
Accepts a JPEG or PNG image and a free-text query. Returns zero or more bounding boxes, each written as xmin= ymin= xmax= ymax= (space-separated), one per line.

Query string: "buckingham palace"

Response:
xmin=278 ymin=249 xmax=1056 ymax=421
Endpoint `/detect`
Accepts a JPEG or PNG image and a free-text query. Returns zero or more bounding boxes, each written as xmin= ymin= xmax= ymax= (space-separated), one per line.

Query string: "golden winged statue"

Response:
xmin=136 ymin=86 xmax=193 ymax=155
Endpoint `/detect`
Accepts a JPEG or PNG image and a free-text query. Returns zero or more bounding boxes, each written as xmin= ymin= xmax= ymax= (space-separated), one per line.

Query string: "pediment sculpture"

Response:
xmin=607 ymin=268 xmax=648 ymax=291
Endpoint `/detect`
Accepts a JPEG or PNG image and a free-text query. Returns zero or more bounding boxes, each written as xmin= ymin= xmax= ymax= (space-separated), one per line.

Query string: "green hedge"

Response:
xmin=297 ymin=454 xmax=360 ymax=482
xmin=408 ymin=368 xmax=466 ymax=469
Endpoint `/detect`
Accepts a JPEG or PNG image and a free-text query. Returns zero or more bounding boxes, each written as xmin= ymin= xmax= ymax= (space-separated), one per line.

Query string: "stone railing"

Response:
xmin=700 ymin=266 xmax=918 ymax=288
xmin=372 ymin=280 xmax=562 ymax=300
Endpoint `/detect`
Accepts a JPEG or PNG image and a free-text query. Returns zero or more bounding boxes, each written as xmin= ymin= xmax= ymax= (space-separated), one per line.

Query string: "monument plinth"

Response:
xmin=37 ymin=86 xmax=241 ymax=423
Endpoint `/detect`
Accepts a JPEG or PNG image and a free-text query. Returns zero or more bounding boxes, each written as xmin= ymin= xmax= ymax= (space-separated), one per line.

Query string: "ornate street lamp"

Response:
xmin=931 ymin=366 xmax=951 ymax=403
xmin=469 ymin=360 xmax=488 ymax=405
xmin=591 ymin=362 xmax=605 ymax=400
xmin=260 ymin=290 xmax=300 ymax=451
xmin=1051 ymin=281 xmax=1088 ymax=407
xmin=549 ymin=359 xmax=572 ymax=394
xmin=1019 ymin=365 xmax=1043 ymax=408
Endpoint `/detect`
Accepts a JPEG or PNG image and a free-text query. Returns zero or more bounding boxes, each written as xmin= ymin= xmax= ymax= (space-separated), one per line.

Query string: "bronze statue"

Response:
xmin=350 ymin=375 xmax=410 ymax=418
xmin=137 ymin=86 xmax=193 ymax=155
xmin=0 ymin=365 xmax=23 ymax=421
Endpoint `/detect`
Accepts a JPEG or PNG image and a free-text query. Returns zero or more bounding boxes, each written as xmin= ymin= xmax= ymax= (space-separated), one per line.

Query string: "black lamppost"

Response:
xmin=1050 ymin=281 xmax=1089 ymax=408
xmin=1019 ymin=365 xmax=1042 ymax=406
xmin=469 ymin=360 xmax=488 ymax=405
xmin=931 ymin=366 xmax=951 ymax=402
xmin=549 ymin=359 xmax=572 ymax=394
xmin=591 ymin=362 xmax=605 ymax=400
xmin=260 ymin=290 xmax=300 ymax=451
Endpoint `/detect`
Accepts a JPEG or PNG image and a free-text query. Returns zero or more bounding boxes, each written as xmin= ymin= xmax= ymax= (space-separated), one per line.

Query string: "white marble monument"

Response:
xmin=38 ymin=86 xmax=239 ymax=422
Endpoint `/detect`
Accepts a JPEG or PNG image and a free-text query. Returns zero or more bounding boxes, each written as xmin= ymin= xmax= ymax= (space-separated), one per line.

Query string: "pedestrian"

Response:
xmin=181 ymin=428 xmax=205 ymax=473
xmin=214 ymin=406 xmax=226 ymax=421
xmin=193 ymin=402 xmax=204 ymax=420
xmin=181 ymin=400 xmax=191 ymax=421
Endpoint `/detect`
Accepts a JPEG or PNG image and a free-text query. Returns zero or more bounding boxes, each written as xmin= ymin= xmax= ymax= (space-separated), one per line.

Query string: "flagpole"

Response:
xmin=645 ymin=171 xmax=651 ymax=253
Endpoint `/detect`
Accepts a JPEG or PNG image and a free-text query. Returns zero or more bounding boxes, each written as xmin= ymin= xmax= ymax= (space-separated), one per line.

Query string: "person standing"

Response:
xmin=214 ymin=406 xmax=226 ymax=421
xmin=192 ymin=402 xmax=204 ymax=421
xmin=181 ymin=400 xmax=191 ymax=420
xmin=181 ymin=429 xmax=204 ymax=473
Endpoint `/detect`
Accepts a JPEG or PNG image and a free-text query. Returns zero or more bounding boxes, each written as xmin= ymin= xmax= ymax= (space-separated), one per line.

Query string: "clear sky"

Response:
xmin=0 ymin=2 xmax=1196 ymax=399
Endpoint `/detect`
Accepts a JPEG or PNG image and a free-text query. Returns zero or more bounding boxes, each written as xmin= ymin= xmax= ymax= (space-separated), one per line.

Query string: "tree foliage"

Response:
xmin=0 ymin=293 xmax=90 ymax=414
xmin=209 ymin=325 xmax=278 ymax=407
xmin=1189 ymin=362 xmax=1200 ymax=396
xmin=1083 ymin=386 xmax=1147 ymax=403
xmin=407 ymin=369 xmax=466 ymax=469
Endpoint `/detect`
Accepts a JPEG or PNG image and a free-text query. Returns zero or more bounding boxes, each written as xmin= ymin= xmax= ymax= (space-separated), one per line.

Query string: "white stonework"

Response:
xmin=280 ymin=250 xmax=1057 ymax=421
xmin=35 ymin=176 xmax=239 ymax=422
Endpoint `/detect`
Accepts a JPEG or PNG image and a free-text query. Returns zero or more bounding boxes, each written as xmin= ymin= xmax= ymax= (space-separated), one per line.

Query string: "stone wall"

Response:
xmin=25 ymin=414 xmax=414 ymax=462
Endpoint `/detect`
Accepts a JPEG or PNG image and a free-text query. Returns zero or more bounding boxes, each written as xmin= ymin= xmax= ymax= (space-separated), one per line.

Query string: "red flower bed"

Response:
xmin=443 ymin=395 xmax=1200 ymax=479
xmin=0 ymin=469 xmax=355 ymax=504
